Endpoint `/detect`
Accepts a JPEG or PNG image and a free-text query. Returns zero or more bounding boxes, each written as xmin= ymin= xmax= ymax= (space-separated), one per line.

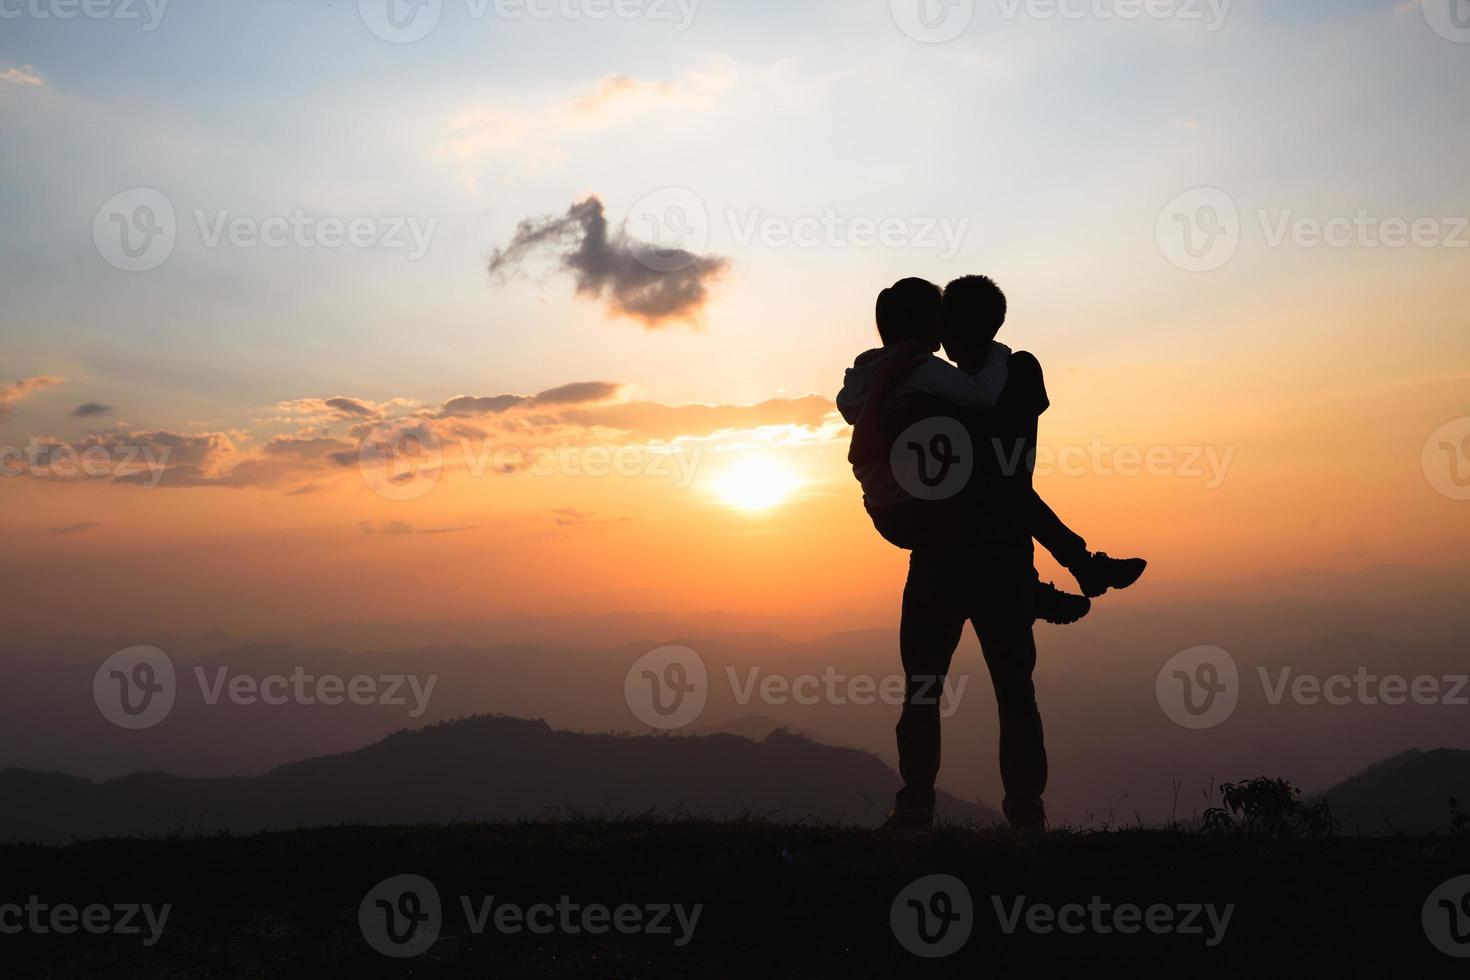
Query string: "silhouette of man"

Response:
xmin=892 ymin=280 xmax=1054 ymax=831
xmin=838 ymin=276 xmax=1145 ymax=832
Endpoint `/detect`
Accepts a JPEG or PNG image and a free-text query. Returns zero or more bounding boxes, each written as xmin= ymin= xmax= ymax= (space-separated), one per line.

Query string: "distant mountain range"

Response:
xmin=1316 ymin=748 xmax=1470 ymax=835
xmin=0 ymin=715 xmax=1001 ymax=843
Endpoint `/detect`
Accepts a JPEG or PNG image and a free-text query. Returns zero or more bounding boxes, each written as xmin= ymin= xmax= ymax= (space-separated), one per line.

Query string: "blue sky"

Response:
xmin=2 ymin=0 xmax=1467 ymax=431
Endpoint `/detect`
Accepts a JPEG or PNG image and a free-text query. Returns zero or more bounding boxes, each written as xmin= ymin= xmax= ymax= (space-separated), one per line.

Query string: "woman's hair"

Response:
xmin=875 ymin=277 xmax=943 ymax=346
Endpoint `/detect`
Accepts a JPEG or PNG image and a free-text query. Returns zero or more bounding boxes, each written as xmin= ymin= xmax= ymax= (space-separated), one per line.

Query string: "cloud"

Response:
xmin=551 ymin=507 xmax=630 ymax=527
xmin=0 ymin=376 xmax=63 ymax=418
xmin=442 ymin=71 xmax=728 ymax=177
xmin=439 ymin=382 xmax=622 ymax=419
xmin=2 ymin=383 xmax=840 ymax=492
xmin=361 ymin=520 xmax=478 ymax=536
xmin=440 ymin=394 xmax=526 ymax=418
xmin=527 ymin=381 xmax=623 ymax=407
xmin=0 ymin=66 xmax=45 ymax=88
xmin=72 ymin=403 xmax=114 ymax=418
xmin=272 ymin=397 xmax=418 ymax=425
xmin=48 ymin=522 xmax=100 ymax=535
xmin=559 ymin=395 xmax=837 ymax=443
xmin=488 ymin=196 xmax=729 ymax=328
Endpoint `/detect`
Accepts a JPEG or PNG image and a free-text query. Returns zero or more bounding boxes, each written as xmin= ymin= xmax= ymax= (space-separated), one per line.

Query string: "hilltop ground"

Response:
xmin=3 ymin=819 xmax=1467 ymax=977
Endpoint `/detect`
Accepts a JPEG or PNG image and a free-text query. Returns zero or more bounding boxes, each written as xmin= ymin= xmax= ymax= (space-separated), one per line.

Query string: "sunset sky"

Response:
xmin=2 ymin=0 xmax=1467 ymax=642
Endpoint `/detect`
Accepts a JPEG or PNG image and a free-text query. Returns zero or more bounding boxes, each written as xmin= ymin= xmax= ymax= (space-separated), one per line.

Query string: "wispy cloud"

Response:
xmin=443 ymin=71 xmax=727 ymax=174
xmin=0 ymin=376 xmax=63 ymax=418
xmin=0 ymin=65 xmax=45 ymax=89
xmin=48 ymin=521 xmax=100 ymax=536
xmin=361 ymin=520 xmax=479 ymax=536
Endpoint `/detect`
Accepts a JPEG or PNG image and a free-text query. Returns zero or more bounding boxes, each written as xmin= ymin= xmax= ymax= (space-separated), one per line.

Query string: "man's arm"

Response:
xmin=900 ymin=343 xmax=1011 ymax=410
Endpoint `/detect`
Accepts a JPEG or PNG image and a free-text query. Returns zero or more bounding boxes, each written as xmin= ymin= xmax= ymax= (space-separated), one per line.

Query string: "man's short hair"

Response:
xmin=943 ymin=275 xmax=1008 ymax=342
xmin=875 ymin=278 xmax=943 ymax=347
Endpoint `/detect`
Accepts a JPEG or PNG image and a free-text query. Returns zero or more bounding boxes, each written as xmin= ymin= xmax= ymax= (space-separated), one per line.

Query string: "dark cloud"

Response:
xmin=488 ymin=196 xmax=728 ymax=328
xmin=440 ymin=394 xmax=526 ymax=418
xmin=361 ymin=520 xmax=478 ymax=536
xmin=72 ymin=403 xmax=114 ymax=418
xmin=49 ymin=521 xmax=100 ymax=535
xmin=324 ymin=397 xmax=376 ymax=418
xmin=527 ymin=381 xmax=622 ymax=407
xmin=439 ymin=382 xmax=620 ymax=418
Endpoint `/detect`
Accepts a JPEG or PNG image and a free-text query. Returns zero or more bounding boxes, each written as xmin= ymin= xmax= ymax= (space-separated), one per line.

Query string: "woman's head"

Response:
xmin=875 ymin=277 xmax=943 ymax=351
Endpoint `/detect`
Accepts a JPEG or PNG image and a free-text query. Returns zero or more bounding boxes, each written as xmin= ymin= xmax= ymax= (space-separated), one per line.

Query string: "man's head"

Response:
xmin=942 ymin=275 xmax=1007 ymax=370
xmin=875 ymin=277 xmax=943 ymax=351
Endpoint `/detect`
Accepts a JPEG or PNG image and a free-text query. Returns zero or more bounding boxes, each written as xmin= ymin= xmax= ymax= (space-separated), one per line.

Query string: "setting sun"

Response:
xmin=711 ymin=455 xmax=802 ymax=511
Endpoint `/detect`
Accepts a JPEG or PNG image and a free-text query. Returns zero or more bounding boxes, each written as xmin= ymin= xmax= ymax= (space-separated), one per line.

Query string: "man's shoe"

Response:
xmin=880 ymin=804 xmax=935 ymax=834
xmin=1035 ymin=582 xmax=1091 ymax=625
xmin=1071 ymin=552 xmax=1147 ymax=599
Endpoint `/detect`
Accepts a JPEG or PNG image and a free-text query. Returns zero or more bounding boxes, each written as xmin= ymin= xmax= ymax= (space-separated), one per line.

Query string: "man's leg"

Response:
xmin=893 ymin=553 xmax=968 ymax=823
xmin=970 ymin=558 xmax=1048 ymax=830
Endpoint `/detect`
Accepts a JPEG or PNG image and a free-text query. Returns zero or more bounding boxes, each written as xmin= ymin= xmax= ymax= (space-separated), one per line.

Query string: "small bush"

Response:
xmin=1202 ymin=777 xmax=1334 ymax=839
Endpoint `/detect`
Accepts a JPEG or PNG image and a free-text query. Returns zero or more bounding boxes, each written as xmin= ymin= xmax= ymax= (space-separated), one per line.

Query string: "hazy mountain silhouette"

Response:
xmin=4 ymin=581 xmax=1466 ymax=827
xmin=1315 ymin=748 xmax=1470 ymax=835
xmin=0 ymin=715 xmax=1001 ymax=843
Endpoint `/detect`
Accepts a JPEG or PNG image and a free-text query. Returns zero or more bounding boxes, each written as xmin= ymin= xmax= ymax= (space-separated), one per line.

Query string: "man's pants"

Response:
xmin=894 ymin=544 xmax=1048 ymax=828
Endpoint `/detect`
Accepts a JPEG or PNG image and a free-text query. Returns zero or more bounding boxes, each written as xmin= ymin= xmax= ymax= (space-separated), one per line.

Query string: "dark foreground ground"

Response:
xmin=3 ymin=820 xmax=1468 ymax=977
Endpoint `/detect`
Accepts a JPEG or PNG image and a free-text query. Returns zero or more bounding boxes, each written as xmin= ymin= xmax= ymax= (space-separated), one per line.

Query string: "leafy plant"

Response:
xmin=1202 ymin=777 xmax=1334 ymax=839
